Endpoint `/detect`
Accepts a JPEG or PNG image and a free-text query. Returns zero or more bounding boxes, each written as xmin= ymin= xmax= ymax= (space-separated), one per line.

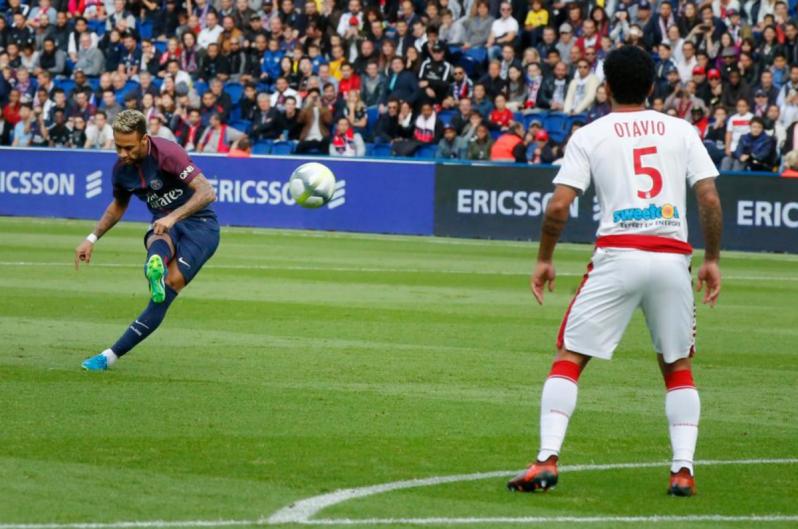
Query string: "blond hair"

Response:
xmin=112 ymin=109 xmax=147 ymax=136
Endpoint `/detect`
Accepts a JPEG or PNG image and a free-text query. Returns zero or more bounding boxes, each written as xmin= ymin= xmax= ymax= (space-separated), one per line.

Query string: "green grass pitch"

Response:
xmin=0 ymin=216 xmax=796 ymax=529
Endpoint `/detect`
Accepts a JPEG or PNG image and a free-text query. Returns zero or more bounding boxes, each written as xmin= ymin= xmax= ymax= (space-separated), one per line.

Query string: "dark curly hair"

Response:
xmin=603 ymin=45 xmax=655 ymax=105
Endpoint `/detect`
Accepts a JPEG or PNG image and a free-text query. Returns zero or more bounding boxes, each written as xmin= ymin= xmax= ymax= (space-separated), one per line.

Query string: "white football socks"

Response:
xmin=101 ymin=349 xmax=119 ymax=367
xmin=536 ymin=376 xmax=578 ymax=462
xmin=666 ymin=387 xmax=700 ymax=475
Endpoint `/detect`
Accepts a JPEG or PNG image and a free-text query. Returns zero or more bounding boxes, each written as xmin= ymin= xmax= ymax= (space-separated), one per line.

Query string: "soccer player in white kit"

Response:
xmin=507 ymin=46 xmax=723 ymax=497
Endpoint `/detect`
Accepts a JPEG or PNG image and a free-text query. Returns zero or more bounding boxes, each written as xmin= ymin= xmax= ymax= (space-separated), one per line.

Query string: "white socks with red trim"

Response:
xmin=536 ymin=360 xmax=581 ymax=462
xmin=665 ymin=370 xmax=700 ymax=475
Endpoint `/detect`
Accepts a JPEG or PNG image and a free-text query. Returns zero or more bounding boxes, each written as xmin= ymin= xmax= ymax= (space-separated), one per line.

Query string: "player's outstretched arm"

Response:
xmin=75 ymin=197 xmax=130 ymax=270
xmin=531 ymin=184 xmax=578 ymax=305
xmin=694 ymin=178 xmax=722 ymax=307
xmin=152 ymin=175 xmax=217 ymax=235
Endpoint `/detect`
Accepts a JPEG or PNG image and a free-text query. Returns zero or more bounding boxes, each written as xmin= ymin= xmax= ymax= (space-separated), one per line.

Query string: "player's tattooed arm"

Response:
xmin=695 ymin=178 xmax=722 ymax=262
xmin=537 ymin=185 xmax=579 ymax=262
xmin=694 ymin=178 xmax=722 ymax=306
xmin=93 ymin=197 xmax=130 ymax=239
xmin=166 ymin=174 xmax=217 ymax=223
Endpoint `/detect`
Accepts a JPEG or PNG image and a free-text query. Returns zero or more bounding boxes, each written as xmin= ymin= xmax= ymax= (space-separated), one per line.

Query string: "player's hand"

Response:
xmin=75 ymin=240 xmax=94 ymax=270
xmin=696 ymin=260 xmax=721 ymax=307
xmin=530 ymin=261 xmax=556 ymax=305
xmin=152 ymin=215 xmax=176 ymax=235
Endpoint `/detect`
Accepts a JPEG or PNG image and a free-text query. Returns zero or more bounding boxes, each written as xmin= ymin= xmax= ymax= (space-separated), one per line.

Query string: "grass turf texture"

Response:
xmin=0 ymin=216 xmax=796 ymax=529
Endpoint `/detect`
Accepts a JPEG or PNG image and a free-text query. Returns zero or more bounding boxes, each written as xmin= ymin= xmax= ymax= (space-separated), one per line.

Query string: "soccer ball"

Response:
xmin=288 ymin=162 xmax=337 ymax=209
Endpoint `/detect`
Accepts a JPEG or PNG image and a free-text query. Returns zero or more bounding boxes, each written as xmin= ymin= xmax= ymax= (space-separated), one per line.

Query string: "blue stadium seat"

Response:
xmin=372 ymin=143 xmax=392 ymax=157
xmin=524 ymin=113 xmax=544 ymax=130
xmin=224 ymin=82 xmax=244 ymax=105
xmin=512 ymin=112 xmax=523 ymax=123
xmin=139 ymin=20 xmax=154 ymax=39
xmin=365 ymin=142 xmax=375 ymax=156
xmin=124 ymin=80 xmax=140 ymax=93
xmin=230 ymin=119 xmax=251 ymax=133
xmin=490 ymin=129 xmax=502 ymax=140
xmin=55 ymin=79 xmax=75 ymax=95
xmin=463 ymin=47 xmax=487 ymax=65
xmin=194 ymin=80 xmax=209 ymax=96
xmin=458 ymin=54 xmax=480 ymax=77
xmin=438 ymin=110 xmax=455 ymax=125
xmin=543 ymin=113 xmax=568 ymax=141
xmin=87 ymin=77 xmax=99 ymax=91
xmin=271 ymin=141 xmax=295 ymax=155
xmin=415 ymin=144 xmax=437 ymax=159
xmin=151 ymin=77 xmax=163 ymax=89
xmin=154 ymin=41 xmax=167 ymax=54
xmin=567 ymin=113 xmax=588 ymax=130
xmin=364 ymin=105 xmax=379 ymax=139
xmin=228 ymin=106 xmax=242 ymax=122
xmin=252 ymin=140 xmax=272 ymax=155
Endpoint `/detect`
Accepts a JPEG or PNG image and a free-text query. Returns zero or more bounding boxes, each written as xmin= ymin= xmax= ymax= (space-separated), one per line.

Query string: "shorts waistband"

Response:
xmin=595 ymin=235 xmax=693 ymax=255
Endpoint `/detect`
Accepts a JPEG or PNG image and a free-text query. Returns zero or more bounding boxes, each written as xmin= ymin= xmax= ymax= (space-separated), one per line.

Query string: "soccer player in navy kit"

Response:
xmin=76 ymin=110 xmax=219 ymax=371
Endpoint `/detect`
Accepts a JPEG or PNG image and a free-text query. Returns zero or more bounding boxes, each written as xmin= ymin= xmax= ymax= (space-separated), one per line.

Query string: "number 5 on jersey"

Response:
xmin=634 ymin=146 xmax=663 ymax=200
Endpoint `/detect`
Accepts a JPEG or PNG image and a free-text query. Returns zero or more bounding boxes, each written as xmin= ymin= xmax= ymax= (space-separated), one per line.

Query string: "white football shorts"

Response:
xmin=557 ymin=247 xmax=696 ymax=364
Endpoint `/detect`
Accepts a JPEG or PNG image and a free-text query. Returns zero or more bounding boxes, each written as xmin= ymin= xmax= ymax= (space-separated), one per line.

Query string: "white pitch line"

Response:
xmin=266 ymin=458 xmax=798 ymax=525
xmin=301 ymin=515 xmax=798 ymax=525
xmin=0 ymin=262 xmax=795 ymax=282
xmin=2 ymin=459 xmax=796 ymax=529
xmin=0 ymin=521 xmax=258 ymax=529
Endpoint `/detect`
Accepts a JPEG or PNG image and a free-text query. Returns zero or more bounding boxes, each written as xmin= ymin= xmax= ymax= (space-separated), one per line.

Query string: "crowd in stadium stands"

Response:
xmin=4 ymin=0 xmax=798 ymax=172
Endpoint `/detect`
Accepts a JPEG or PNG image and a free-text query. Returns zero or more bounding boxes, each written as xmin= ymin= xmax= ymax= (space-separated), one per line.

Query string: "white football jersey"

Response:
xmin=553 ymin=110 xmax=719 ymax=244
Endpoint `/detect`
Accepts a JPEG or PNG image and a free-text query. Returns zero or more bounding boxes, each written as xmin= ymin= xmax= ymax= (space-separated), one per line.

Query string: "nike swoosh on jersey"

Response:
xmin=178 ymin=257 xmax=191 ymax=268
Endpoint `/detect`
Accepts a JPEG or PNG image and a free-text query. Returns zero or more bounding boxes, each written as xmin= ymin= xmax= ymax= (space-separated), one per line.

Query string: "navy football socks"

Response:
xmin=146 ymin=239 xmax=174 ymax=270
xmin=111 ymin=286 xmax=178 ymax=357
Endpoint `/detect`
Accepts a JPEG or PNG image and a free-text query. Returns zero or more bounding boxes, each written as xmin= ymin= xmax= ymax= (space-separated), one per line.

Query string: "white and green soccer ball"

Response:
xmin=288 ymin=162 xmax=337 ymax=209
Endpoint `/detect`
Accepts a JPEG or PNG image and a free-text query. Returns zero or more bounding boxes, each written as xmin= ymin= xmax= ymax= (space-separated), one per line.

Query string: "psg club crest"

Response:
xmin=150 ymin=179 xmax=163 ymax=191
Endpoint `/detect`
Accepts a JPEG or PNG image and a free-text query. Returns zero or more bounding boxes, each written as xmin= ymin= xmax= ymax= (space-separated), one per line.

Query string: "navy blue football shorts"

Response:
xmin=144 ymin=214 xmax=220 ymax=284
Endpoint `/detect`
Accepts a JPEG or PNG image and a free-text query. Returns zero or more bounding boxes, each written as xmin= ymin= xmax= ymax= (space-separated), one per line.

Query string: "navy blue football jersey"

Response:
xmin=112 ymin=136 xmax=215 ymax=219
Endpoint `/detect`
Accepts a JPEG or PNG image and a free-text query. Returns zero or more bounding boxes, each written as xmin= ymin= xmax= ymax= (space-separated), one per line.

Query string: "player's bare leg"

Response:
xmin=659 ymin=355 xmax=700 ymax=496
xmin=507 ymin=348 xmax=590 ymax=492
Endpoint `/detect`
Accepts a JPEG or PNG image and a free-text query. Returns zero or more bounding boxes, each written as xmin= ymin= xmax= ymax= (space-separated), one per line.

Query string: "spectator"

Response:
xmin=383 ymin=57 xmax=418 ymax=105
xmin=564 ymin=58 xmax=599 ymax=114
xmin=780 ymin=150 xmax=798 ymax=177
xmin=479 ymin=60 xmax=507 ymax=99
xmin=436 ymin=123 xmax=464 ymax=159
xmin=528 ymin=129 xmax=558 ymax=164
xmin=84 ymin=110 xmax=114 ymax=149
xmin=280 ymin=97 xmax=302 ymax=140
xmin=251 ymin=94 xmax=282 ymax=140
xmin=37 ymin=37 xmax=66 ymax=76
xmin=296 ymin=89 xmax=333 ymax=154
xmin=374 ymin=98 xmax=402 ymax=143
xmin=448 ymin=67 xmax=473 ymax=109
xmin=199 ymin=43 xmax=231 ymax=82
xmin=488 ymin=93 xmax=513 ymax=131
xmin=172 ymin=107 xmax=206 ymax=150
xmin=69 ymin=115 xmax=88 ymax=148
xmin=505 ymin=64 xmax=526 ymax=111
xmin=228 ymin=136 xmax=252 ymax=157
xmin=467 ymin=122 xmax=493 ymax=160
xmin=270 ymin=76 xmax=302 ymax=110
xmin=729 ymin=116 xmax=777 ymax=171
xmin=392 ymin=100 xmax=441 ymax=156
xmin=587 ymin=84 xmax=611 ymax=122
xmin=47 ymin=108 xmax=70 ymax=147
xmin=462 ymin=1 xmax=494 ymax=54
xmin=74 ymin=33 xmax=104 ymax=76
xmin=721 ymin=97 xmax=753 ymax=169
xmin=490 ymin=121 xmax=526 ymax=162
xmin=361 ymin=61 xmax=385 ymax=107
xmin=419 ymin=43 xmax=453 ymax=103
xmin=149 ymin=115 xmax=177 ymax=141
xmin=197 ymin=112 xmax=246 ymax=153
xmin=329 ymin=116 xmax=365 ymax=157
xmin=100 ymin=89 xmax=122 ymax=122
xmin=198 ymin=11 xmax=224 ymax=49
xmin=487 ymin=2 xmax=519 ymax=60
